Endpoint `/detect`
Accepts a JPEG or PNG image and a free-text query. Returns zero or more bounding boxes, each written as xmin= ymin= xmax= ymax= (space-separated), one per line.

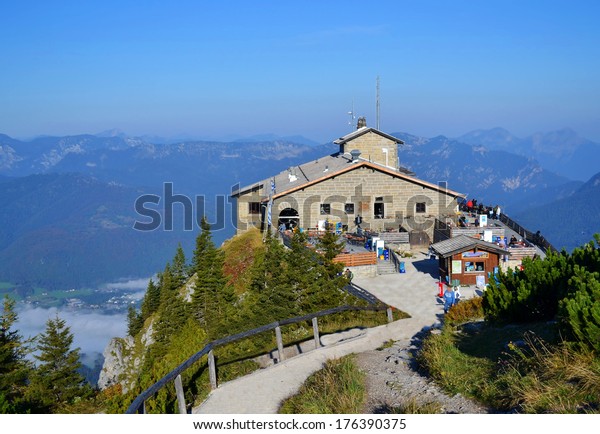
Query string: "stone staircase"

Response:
xmin=377 ymin=258 xmax=397 ymax=275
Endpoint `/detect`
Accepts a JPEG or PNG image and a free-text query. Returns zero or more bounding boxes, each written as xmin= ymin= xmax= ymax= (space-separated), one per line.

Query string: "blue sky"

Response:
xmin=1 ymin=0 xmax=599 ymax=142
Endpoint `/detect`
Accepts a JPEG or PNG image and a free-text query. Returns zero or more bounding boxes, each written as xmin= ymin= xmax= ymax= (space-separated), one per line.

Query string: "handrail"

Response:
xmin=499 ymin=214 xmax=557 ymax=253
xmin=125 ymin=304 xmax=390 ymax=414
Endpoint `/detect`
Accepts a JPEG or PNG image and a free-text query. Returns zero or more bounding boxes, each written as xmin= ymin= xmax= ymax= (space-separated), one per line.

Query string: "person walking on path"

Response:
xmin=443 ymin=285 xmax=455 ymax=313
xmin=453 ymin=286 xmax=461 ymax=305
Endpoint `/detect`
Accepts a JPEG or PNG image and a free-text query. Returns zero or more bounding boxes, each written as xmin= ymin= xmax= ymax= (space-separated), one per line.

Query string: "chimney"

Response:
xmin=350 ymin=149 xmax=361 ymax=163
xmin=357 ymin=116 xmax=367 ymax=129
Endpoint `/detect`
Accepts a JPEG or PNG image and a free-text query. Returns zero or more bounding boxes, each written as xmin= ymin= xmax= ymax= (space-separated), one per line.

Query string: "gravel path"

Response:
xmin=196 ymin=255 xmax=491 ymax=414
xmin=355 ymin=335 xmax=490 ymax=414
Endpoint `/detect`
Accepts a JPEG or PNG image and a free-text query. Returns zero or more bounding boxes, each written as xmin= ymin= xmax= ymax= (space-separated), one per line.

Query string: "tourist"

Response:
xmin=443 ymin=285 xmax=455 ymax=314
xmin=355 ymin=214 xmax=362 ymax=229
xmin=344 ymin=268 xmax=354 ymax=282
xmin=453 ymin=286 xmax=461 ymax=305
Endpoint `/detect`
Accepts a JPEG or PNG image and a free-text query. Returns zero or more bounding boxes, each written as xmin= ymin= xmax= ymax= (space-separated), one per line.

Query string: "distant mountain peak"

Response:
xmin=95 ymin=128 xmax=127 ymax=138
xmin=457 ymin=127 xmax=521 ymax=148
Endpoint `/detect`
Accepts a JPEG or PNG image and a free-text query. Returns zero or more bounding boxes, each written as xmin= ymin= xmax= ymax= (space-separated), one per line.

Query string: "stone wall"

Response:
xmin=341 ymin=131 xmax=398 ymax=169
xmin=270 ymin=166 xmax=458 ymax=241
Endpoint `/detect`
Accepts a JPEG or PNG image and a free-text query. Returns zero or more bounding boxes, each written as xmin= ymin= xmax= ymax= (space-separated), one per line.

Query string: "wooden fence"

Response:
xmin=125 ymin=304 xmax=393 ymax=414
xmin=332 ymin=251 xmax=378 ymax=267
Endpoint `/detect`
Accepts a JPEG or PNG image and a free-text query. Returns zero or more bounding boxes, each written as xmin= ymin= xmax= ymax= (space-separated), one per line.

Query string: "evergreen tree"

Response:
xmin=127 ymin=305 xmax=143 ymax=337
xmin=0 ymin=296 xmax=31 ymax=413
xmin=150 ymin=263 xmax=189 ymax=359
xmin=559 ymin=268 xmax=600 ymax=353
xmin=140 ymin=278 xmax=161 ymax=321
xmin=171 ymin=243 xmax=188 ymax=286
xmin=318 ymin=231 xmax=345 ymax=261
xmin=29 ymin=316 xmax=91 ymax=412
xmin=246 ymin=231 xmax=298 ymax=325
xmin=192 ymin=217 xmax=212 ymax=275
xmin=191 ymin=217 xmax=236 ymax=340
xmin=286 ymin=231 xmax=349 ymax=314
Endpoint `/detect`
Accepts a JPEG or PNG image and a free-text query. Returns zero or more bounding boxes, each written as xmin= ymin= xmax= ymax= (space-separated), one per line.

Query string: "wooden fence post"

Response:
xmin=174 ymin=374 xmax=187 ymax=414
xmin=387 ymin=307 xmax=393 ymax=323
xmin=312 ymin=317 xmax=320 ymax=349
xmin=208 ymin=349 xmax=217 ymax=390
xmin=275 ymin=325 xmax=285 ymax=362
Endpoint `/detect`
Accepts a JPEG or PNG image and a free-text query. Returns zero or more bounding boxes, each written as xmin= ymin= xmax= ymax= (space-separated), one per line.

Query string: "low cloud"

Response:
xmin=101 ymin=276 xmax=154 ymax=291
xmin=15 ymin=306 xmax=127 ymax=357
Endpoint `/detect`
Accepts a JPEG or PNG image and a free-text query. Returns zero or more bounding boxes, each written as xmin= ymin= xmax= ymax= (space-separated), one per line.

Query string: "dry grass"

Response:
xmin=501 ymin=336 xmax=600 ymax=413
xmin=419 ymin=323 xmax=600 ymax=413
xmin=221 ymin=228 xmax=264 ymax=295
xmin=279 ymin=355 xmax=365 ymax=414
xmin=384 ymin=397 xmax=442 ymax=414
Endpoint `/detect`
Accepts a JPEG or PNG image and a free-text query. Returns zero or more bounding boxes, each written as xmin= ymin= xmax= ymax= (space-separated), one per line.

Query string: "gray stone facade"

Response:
xmin=232 ymin=127 xmax=464 ymax=242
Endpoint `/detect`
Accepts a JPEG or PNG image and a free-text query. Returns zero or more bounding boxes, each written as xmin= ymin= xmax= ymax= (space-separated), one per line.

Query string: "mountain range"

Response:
xmin=457 ymin=127 xmax=600 ymax=182
xmin=0 ymin=127 xmax=598 ymax=293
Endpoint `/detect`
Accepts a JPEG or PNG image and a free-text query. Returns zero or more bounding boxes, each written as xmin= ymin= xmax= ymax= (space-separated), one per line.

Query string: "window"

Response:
xmin=344 ymin=203 xmax=355 ymax=214
xmin=464 ymin=261 xmax=485 ymax=273
xmin=248 ymin=202 xmax=260 ymax=214
xmin=320 ymin=203 xmax=331 ymax=215
xmin=416 ymin=202 xmax=426 ymax=213
xmin=374 ymin=202 xmax=385 ymax=219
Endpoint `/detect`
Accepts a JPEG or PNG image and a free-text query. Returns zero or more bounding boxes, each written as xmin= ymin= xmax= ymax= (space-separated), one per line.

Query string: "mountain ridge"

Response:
xmin=0 ymin=127 xmax=596 ymax=292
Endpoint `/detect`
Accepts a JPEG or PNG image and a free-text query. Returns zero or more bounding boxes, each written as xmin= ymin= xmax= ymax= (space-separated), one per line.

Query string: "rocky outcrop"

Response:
xmin=98 ymin=320 xmax=154 ymax=393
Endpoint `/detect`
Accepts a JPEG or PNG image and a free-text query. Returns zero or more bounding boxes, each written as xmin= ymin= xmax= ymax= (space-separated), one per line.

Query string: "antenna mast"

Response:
xmin=376 ymin=76 xmax=380 ymax=130
xmin=347 ymin=99 xmax=356 ymax=131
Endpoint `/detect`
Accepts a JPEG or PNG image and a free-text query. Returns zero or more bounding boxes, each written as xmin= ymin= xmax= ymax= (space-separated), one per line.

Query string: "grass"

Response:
xmin=382 ymin=398 xmax=442 ymax=414
xmin=279 ymin=355 xmax=366 ymax=414
xmin=418 ymin=298 xmax=600 ymax=413
xmin=221 ymin=228 xmax=265 ymax=295
xmin=376 ymin=339 xmax=395 ymax=351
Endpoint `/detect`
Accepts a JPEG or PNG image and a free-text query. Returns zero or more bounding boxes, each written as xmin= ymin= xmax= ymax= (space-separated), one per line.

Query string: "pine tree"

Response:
xmin=127 ymin=305 xmax=143 ymax=337
xmin=171 ymin=243 xmax=188 ymax=287
xmin=246 ymin=231 xmax=298 ymax=325
xmin=0 ymin=296 xmax=31 ymax=413
xmin=559 ymin=268 xmax=600 ymax=352
xmin=318 ymin=231 xmax=345 ymax=261
xmin=286 ymin=231 xmax=349 ymax=314
xmin=191 ymin=217 xmax=236 ymax=340
xmin=140 ymin=278 xmax=161 ymax=321
xmin=150 ymin=263 xmax=189 ymax=358
xmin=29 ymin=315 xmax=91 ymax=411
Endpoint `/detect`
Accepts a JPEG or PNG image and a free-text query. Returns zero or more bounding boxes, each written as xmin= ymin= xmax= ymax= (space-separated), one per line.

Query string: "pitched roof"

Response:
xmin=333 ymin=127 xmax=404 ymax=146
xmin=431 ymin=235 xmax=510 ymax=257
xmin=231 ymin=150 xmax=466 ymax=200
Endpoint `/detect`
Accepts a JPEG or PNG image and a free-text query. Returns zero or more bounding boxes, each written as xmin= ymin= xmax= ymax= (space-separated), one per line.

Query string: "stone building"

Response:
xmin=231 ymin=121 xmax=464 ymax=246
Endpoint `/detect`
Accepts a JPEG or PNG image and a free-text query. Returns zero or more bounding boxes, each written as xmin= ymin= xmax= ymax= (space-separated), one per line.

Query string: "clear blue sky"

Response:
xmin=1 ymin=0 xmax=599 ymax=142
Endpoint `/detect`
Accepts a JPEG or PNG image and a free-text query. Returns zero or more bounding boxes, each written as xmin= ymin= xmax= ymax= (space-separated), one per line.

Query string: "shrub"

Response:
xmin=446 ymin=297 xmax=484 ymax=326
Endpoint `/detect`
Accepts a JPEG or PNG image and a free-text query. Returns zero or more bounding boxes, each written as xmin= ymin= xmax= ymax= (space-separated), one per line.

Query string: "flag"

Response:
xmin=267 ymin=177 xmax=275 ymax=228
xmin=267 ymin=198 xmax=273 ymax=227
